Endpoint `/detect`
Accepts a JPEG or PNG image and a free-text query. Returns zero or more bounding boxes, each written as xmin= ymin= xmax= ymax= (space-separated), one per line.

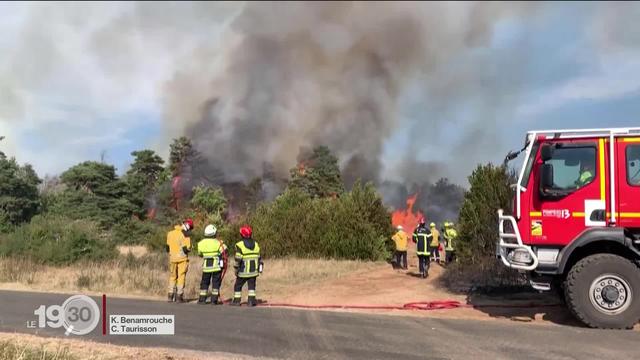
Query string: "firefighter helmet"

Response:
xmin=182 ymin=218 xmax=194 ymax=232
xmin=240 ymin=225 xmax=253 ymax=238
xmin=204 ymin=224 xmax=217 ymax=237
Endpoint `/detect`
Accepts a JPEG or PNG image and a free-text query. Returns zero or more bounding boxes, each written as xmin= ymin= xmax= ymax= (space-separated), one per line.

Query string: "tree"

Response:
xmin=0 ymin=153 xmax=41 ymax=227
xmin=60 ymin=161 xmax=119 ymax=195
xmin=190 ymin=185 xmax=227 ymax=216
xmin=168 ymin=137 xmax=199 ymax=177
xmin=456 ymin=164 xmax=515 ymax=264
xmin=288 ymin=146 xmax=345 ymax=198
xmin=54 ymin=161 xmax=134 ymax=226
xmin=124 ymin=150 xmax=165 ymax=218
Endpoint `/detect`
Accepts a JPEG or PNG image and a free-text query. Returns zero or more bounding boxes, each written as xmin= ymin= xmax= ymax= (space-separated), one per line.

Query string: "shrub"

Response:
xmin=243 ymin=182 xmax=391 ymax=261
xmin=0 ymin=215 xmax=116 ymax=265
xmin=456 ymin=164 xmax=515 ymax=264
xmin=112 ymin=219 xmax=166 ymax=246
xmin=440 ymin=163 xmax=523 ymax=291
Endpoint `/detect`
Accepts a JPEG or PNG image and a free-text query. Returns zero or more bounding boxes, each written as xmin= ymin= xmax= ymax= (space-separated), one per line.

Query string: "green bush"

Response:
xmin=0 ymin=215 xmax=116 ymax=265
xmin=456 ymin=164 xmax=515 ymax=264
xmin=112 ymin=219 xmax=166 ymax=246
xmin=243 ymin=181 xmax=392 ymax=261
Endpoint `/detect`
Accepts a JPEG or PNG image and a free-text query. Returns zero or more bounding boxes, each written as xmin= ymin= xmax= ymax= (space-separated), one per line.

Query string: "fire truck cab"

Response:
xmin=498 ymin=127 xmax=640 ymax=329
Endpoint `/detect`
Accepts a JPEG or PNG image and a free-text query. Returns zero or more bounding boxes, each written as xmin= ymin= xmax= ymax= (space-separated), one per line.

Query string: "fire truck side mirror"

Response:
xmin=540 ymin=144 xmax=554 ymax=162
xmin=540 ymin=163 xmax=554 ymax=192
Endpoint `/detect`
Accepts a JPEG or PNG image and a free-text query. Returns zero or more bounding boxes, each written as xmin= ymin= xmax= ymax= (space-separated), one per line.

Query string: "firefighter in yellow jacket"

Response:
xmin=429 ymin=222 xmax=441 ymax=263
xmin=391 ymin=225 xmax=409 ymax=270
xmin=197 ymin=224 xmax=227 ymax=305
xmin=166 ymin=219 xmax=193 ymax=303
xmin=443 ymin=221 xmax=458 ymax=264
xmin=231 ymin=225 xmax=262 ymax=307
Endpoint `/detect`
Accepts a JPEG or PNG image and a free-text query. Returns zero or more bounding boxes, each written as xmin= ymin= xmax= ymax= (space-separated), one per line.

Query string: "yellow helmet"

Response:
xmin=429 ymin=222 xmax=436 ymax=228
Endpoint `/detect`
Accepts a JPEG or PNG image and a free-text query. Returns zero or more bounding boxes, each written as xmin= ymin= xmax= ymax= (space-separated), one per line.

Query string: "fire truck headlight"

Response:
xmin=508 ymin=248 xmax=533 ymax=265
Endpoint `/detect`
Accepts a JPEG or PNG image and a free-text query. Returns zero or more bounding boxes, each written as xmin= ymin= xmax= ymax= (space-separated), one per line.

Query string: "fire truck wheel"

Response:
xmin=564 ymin=253 xmax=640 ymax=329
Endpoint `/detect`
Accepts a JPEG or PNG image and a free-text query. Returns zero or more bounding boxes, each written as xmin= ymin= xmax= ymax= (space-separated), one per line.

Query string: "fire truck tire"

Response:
xmin=564 ymin=253 xmax=640 ymax=329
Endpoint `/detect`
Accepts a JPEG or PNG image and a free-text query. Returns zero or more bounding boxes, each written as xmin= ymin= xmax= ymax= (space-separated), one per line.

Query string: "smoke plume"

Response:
xmin=163 ymin=2 xmax=537 ymax=187
xmin=6 ymin=2 xmax=640 ymax=214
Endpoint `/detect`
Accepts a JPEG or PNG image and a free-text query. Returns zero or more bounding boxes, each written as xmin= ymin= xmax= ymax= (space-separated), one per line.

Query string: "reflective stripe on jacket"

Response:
xmin=444 ymin=228 xmax=457 ymax=251
xmin=412 ymin=226 xmax=432 ymax=256
xmin=235 ymin=239 xmax=261 ymax=278
xmin=197 ymin=238 xmax=226 ymax=273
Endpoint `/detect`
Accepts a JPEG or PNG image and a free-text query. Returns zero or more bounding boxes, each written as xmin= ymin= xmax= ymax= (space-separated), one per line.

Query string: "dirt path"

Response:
xmin=272 ymin=259 xmax=586 ymax=327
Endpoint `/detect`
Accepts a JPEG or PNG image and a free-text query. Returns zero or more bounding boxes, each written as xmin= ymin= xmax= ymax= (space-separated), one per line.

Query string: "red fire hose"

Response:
xmin=254 ymin=300 xmax=561 ymax=311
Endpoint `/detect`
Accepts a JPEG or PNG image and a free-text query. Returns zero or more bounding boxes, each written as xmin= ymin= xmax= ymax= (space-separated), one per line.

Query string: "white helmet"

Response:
xmin=204 ymin=224 xmax=217 ymax=237
xmin=397 ymin=225 xmax=403 ymax=230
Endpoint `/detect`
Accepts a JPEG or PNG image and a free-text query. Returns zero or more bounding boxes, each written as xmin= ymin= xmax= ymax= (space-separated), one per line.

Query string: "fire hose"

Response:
xmin=254 ymin=300 xmax=562 ymax=311
xmin=216 ymin=249 xmax=560 ymax=311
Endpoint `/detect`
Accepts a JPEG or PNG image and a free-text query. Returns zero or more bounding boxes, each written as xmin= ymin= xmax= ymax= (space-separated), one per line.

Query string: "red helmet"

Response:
xmin=240 ymin=225 xmax=252 ymax=238
xmin=183 ymin=218 xmax=194 ymax=231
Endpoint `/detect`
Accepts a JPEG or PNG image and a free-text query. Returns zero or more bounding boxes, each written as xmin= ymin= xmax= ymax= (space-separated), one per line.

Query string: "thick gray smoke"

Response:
xmin=163 ymin=2 xmax=537 ymax=189
xmin=5 ymin=2 xmax=639 ymax=213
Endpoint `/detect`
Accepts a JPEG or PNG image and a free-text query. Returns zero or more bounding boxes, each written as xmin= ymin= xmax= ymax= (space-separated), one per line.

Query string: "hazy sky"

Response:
xmin=1 ymin=2 xmax=639 ymax=185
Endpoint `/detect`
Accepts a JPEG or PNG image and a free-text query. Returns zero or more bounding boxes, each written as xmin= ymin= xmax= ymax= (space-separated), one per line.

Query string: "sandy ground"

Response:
xmin=0 ymin=332 xmax=266 ymax=360
xmin=271 ymin=259 xmax=575 ymax=325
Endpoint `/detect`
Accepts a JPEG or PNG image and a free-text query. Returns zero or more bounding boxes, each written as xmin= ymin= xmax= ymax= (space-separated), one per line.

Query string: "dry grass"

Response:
xmin=0 ymin=338 xmax=75 ymax=360
xmin=0 ymin=332 xmax=258 ymax=360
xmin=0 ymin=254 xmax=381 ymax=301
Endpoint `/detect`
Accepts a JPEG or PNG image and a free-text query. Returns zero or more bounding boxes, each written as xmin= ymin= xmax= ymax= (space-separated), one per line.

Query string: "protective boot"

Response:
xmin=248 ymin=297 xmax=257 ymax=307
xmin=230 ymin=297 xmax=241 ymax=306
xmin=197 ymin=295 xmax=207 ymax=304
xmin=211 ymin=295 xmax=220 ymax=305
xmin=168 ymin=292 xmax=175 ymax=302
xmin=177 ymin=294 xmax=185 ymax=303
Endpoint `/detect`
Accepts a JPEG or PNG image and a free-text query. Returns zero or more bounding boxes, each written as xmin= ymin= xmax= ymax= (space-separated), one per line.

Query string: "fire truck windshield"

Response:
xmin=518 ymin=142 xmax=539 ymax=188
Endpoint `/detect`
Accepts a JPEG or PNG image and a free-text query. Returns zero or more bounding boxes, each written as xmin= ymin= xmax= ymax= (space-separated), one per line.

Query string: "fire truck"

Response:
xmin=498 ymin=127 xmax=640 ymax=329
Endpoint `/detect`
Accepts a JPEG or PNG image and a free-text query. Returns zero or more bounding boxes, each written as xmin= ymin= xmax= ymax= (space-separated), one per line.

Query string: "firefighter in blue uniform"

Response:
xmin=412 ymin=218 xmax=433 ymax=278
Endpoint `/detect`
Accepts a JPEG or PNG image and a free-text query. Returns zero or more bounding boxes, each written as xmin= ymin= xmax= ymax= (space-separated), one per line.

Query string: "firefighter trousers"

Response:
xmin=394 ymin=251 xmax=408 ymax=269
xmin=417 ymin=255 xmax=430 ymax=276
xmin=233 ymin=276 xmax=257 ymax=300
xmin=168 ymin=260 xmax=189 ymax=295
xmin=199 ymin=271 xmax=222 ymax=297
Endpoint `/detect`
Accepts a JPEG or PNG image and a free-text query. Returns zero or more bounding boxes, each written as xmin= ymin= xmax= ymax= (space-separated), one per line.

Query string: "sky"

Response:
xmin=1 ymin=2 xmax=640 ymax=185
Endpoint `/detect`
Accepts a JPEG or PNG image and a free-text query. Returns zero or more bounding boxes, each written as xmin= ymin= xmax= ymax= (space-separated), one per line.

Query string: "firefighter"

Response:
xmin=443 ymin=221 xmax=458 ymax=264
xmin=429 ymin=222 xmax=441 ymax=263
xmin=231 ymin=225 xmax=263 ymax=307
xmin=197 ymin=224 xmax=227 ymax=305
xmin=412 ymin=218 xmax=432 ymax=278
xmin=391 ymin=225 xmax=409 ymax=270
xmin=576 ymin=162 xmax=595 ymax=188
xmin=166 ymin=219 xmax=193 ymax=303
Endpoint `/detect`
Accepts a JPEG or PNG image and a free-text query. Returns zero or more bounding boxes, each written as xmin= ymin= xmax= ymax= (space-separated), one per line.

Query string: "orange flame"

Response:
xmin=171 ymin=176 xmax=182 ymax=211
xmin=391 ymin=193 xmax=424 ymax=233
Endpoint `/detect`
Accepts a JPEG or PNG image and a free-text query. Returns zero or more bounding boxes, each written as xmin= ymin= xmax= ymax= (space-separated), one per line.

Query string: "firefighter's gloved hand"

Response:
xmin=165 ymin=245 xmax=170 ymax=253
xmin=259 ymin=262 xmax=264 ymax=273
xmin=182 ymin=246 xmax=190 ymax=254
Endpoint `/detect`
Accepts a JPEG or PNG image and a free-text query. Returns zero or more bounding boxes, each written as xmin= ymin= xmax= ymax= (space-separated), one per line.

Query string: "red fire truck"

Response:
xmin=498 ymin=127 xmax=640 ymax=329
